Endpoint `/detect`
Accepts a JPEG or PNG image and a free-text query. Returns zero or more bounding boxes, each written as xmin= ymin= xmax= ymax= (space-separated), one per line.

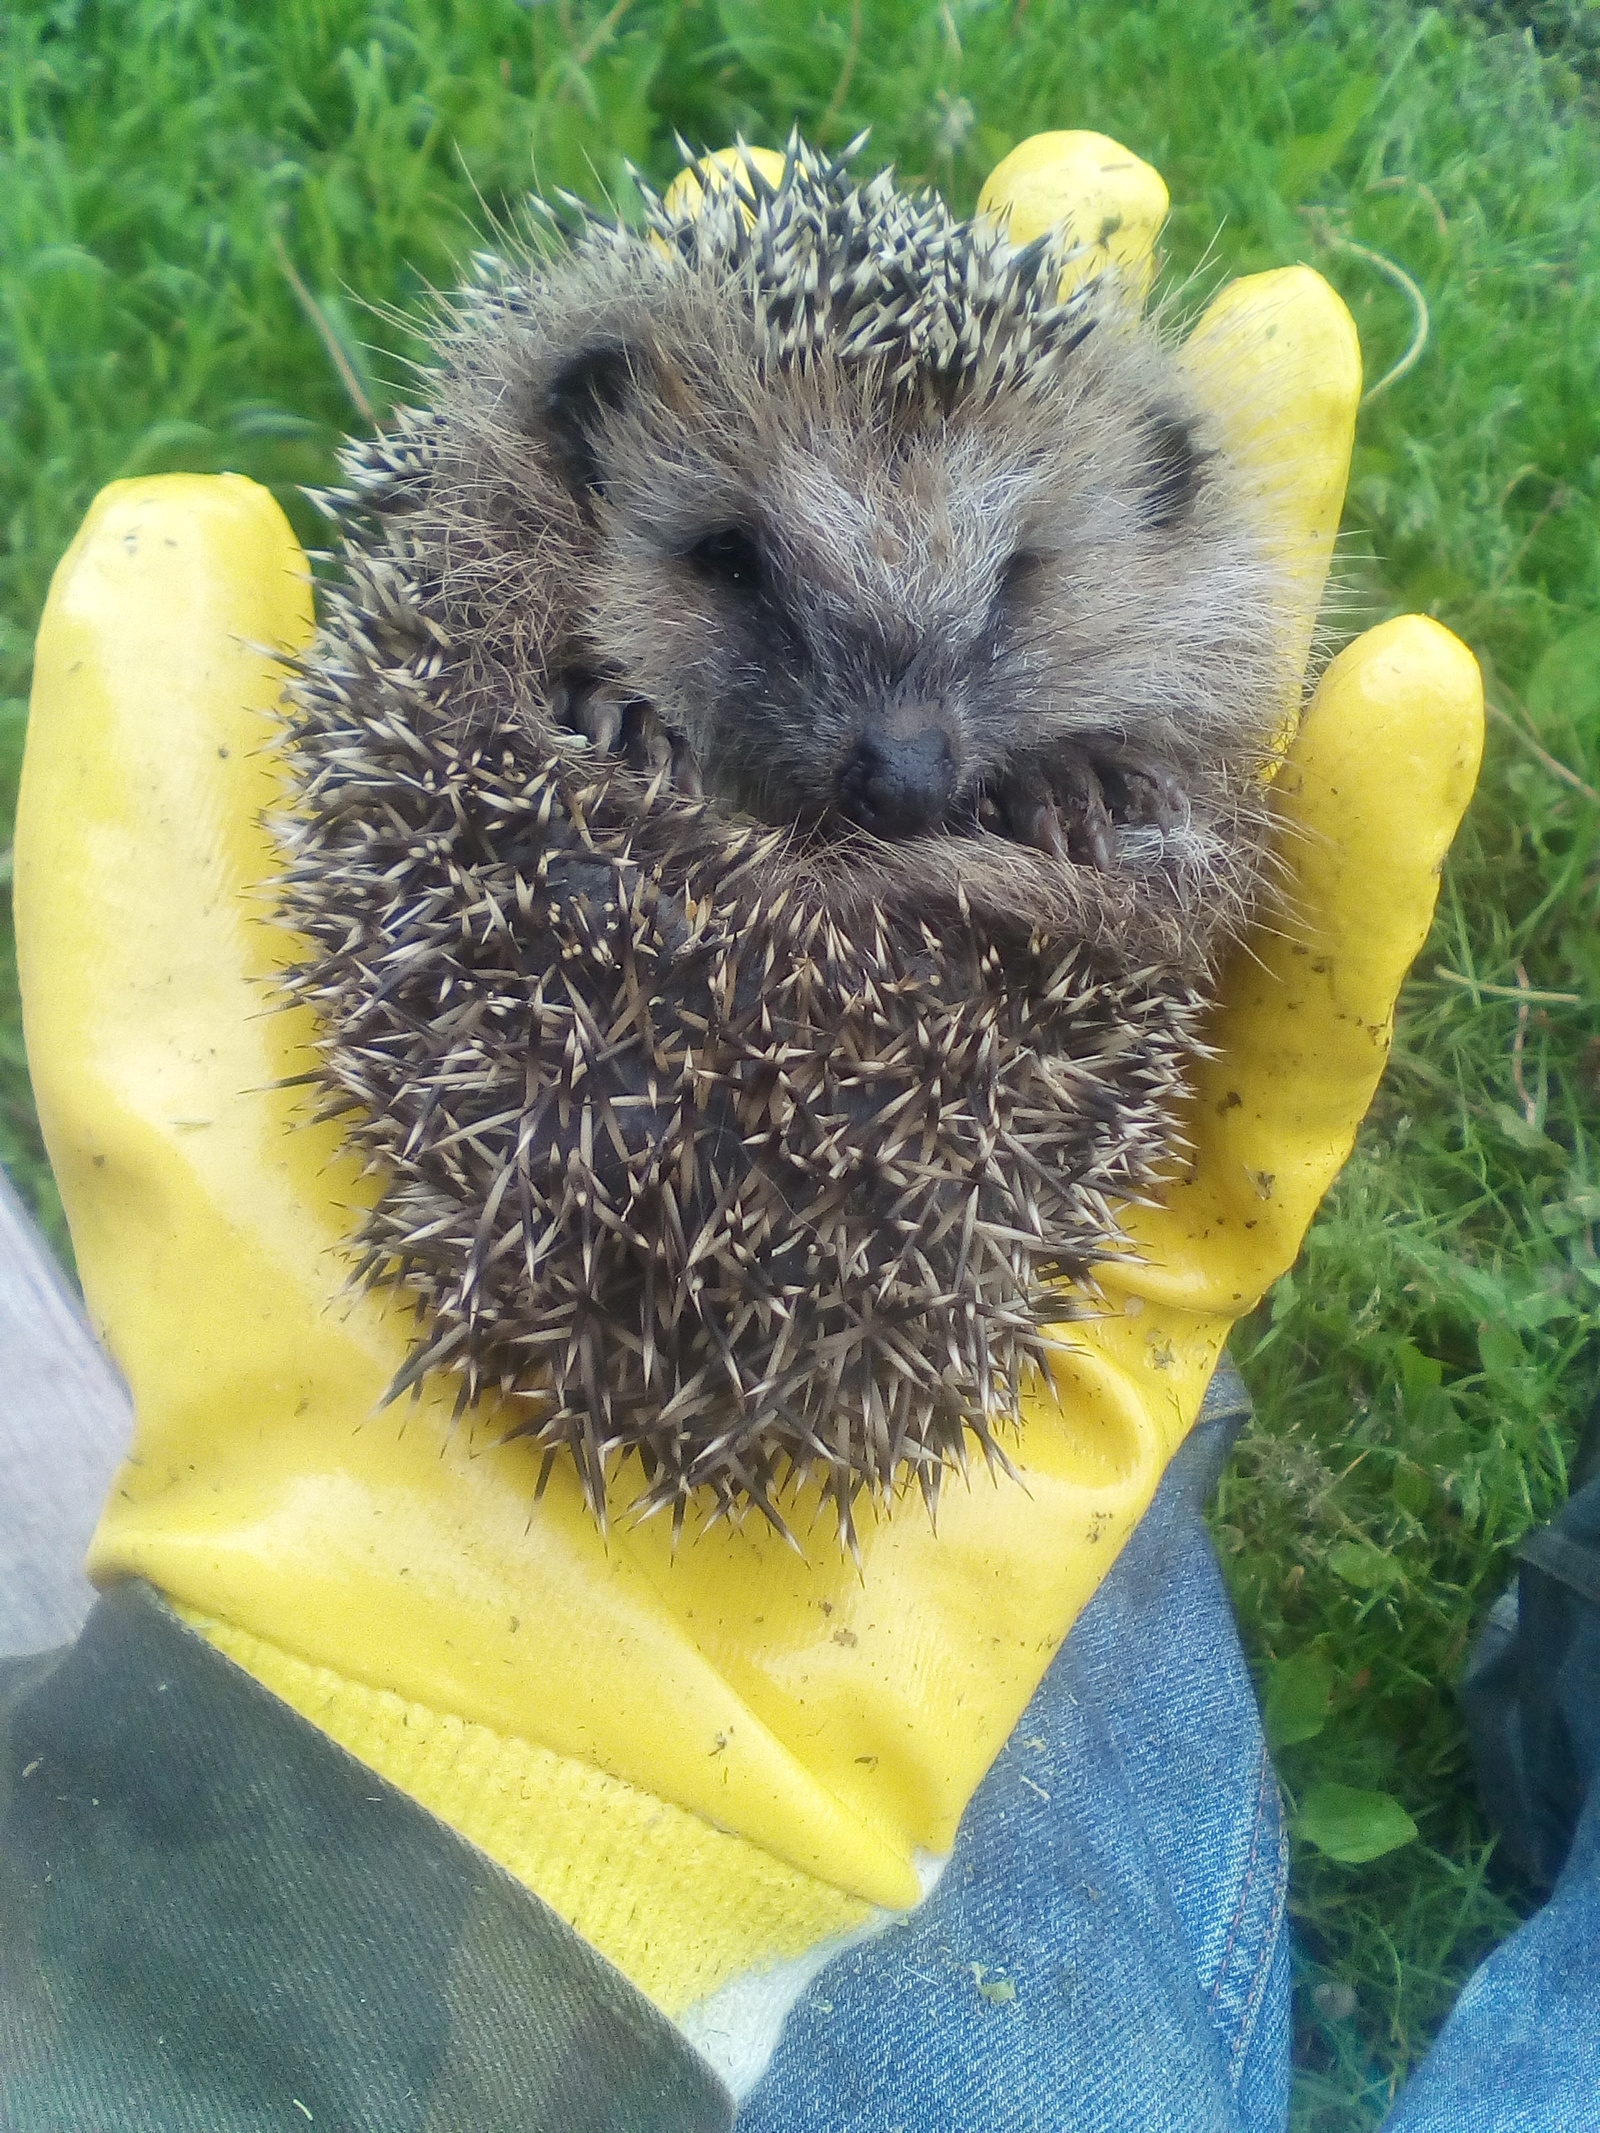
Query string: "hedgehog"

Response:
xmin=275 ymin=137 xmax=1295 ymax=1543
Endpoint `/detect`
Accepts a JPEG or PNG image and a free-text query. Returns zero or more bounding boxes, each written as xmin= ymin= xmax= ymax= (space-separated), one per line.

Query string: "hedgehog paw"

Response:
xmin=989 ymin=745 xmax=1191 ymax=870
xmin=1093 ymin=745 xmax=1192 ymax=834
xmin=553 ymin=673 xmax=703 ymax=796
xmin=1043 ymin=754 xmax=1116 ymax=868
xmin=984 ymin=765 xmax=1077 ymax=863
xmin=552 ymin=671 xmax=629 ymax=754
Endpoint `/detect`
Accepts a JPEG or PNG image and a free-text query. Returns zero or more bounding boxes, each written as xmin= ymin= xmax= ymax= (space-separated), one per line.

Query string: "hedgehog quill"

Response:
xmin=277 ymin=138 xmax=1297 ymax=1544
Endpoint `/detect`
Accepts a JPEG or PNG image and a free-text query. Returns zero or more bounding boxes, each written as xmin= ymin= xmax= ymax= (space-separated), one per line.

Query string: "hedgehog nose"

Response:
xmin=836 ymin=723 xmax=957 ymax=838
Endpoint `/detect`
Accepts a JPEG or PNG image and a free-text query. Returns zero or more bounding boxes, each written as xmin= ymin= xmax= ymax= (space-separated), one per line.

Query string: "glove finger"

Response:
xmin=977 ymin=130 xmax=1169 ymax=301
xmin=660 ymin=143 xmax=787 ymax=221
xmin=17 ymin=474 xmax=344 ymax=1329
xmin=1104 ymin=613 xmax=1484 ymax=1318
xmin=1178 ymin=266 xmax=1362 ymax=717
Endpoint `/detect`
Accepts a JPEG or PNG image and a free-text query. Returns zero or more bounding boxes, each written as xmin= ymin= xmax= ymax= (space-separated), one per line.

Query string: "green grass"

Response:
xmin=3 ymin=2 xmax=1597 ymax=2122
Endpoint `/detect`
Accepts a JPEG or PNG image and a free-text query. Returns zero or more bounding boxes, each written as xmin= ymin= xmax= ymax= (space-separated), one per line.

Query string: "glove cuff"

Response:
xmin=182 ymin=1603 xmax=874 ymax=2016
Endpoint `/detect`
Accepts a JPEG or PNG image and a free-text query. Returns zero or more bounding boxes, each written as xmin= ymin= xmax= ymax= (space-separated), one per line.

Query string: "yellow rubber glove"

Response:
xmin=16 ymin=135 xmax=1482 ymax=2024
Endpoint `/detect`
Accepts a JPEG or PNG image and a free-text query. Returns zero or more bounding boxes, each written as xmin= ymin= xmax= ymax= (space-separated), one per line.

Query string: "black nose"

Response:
xmin=836 ymin=725 xmax=957 ymax=838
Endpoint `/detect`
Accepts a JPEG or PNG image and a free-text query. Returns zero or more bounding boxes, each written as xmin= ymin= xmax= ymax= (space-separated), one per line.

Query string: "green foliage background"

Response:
xmin=4 ymin=3 xmax=1599 ymax=2123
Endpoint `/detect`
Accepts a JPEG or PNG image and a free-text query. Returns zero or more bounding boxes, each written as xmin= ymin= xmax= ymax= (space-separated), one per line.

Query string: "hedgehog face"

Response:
xmin=280 ymin=142 xmax=1295 ymax=1538
xmin=527 ymin=301 xmax=1272 ymax=873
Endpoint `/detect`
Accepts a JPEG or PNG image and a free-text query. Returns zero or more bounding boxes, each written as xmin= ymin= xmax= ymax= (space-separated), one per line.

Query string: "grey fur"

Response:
xmin=276 ymin=140 xmax=1294 ymax=1543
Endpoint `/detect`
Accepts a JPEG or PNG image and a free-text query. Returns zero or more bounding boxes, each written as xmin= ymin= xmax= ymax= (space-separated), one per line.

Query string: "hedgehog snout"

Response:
xmin=834 ymin=717 xmax=958 ymax=839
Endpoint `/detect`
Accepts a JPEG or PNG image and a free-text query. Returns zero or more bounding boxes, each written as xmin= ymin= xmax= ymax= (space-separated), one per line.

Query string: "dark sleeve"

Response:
xmin=1461 ymin=1400 xmax=1600 ymax=1888
xmin=0 ymin=1581 xmax=732 ymax=2133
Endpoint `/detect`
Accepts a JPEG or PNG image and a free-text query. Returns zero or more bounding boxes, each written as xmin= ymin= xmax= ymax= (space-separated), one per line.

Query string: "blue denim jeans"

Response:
xmin=1386 ymin=1759 xmax=1600 ymax=2131
xmin=739 ymin=1379 xmax=1600 ymax=2132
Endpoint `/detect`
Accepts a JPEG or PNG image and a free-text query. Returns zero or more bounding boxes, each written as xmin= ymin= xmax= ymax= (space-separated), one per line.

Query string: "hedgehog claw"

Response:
xmin=671 ymin=735 xmax=706 ymax=800
xmin=1027 ymin=799 xmax=1067 ymax=859
xmin=1050 ymin=756 xmax=1116 ymax=870
xmin=586 ymin=695 xmax=625 ymax=755
xmin=1081 ymin=788 xmax=1115 ymax=871
xmin=626 ymin=704 xmax=673 ymax=778
xmin=990 ymin=768 xmax=1060 ymax=857
xmin=555 ymin=673 xmax=626 ymax=755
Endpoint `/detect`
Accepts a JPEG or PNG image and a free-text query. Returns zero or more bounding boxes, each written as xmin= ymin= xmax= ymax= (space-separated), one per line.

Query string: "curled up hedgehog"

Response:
xmin=276 ymin=138 xmax=1297 ymax=1543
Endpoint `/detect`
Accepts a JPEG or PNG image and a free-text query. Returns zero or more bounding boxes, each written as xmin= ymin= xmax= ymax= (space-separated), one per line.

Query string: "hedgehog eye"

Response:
xmin=686 ymin=526 xmax=767 ymax=594
xmin=1139 ymin=413 xmax=1208 ymax=530
xmin=998 ymin=549 xmax=1046 ymax=599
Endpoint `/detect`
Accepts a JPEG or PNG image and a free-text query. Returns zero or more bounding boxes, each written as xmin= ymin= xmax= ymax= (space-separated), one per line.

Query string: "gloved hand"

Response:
xmin=16 ymin=132 xmax=1481 ymax=2041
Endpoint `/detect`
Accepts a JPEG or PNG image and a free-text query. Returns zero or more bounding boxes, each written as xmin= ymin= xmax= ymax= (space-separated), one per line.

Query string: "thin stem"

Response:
xmin=1486 ymin=699 xmax=1600 ymax=809
xmin=817 ymin=0 xmax=863 ymax=145
xmin=270 ymin=230 xmax=375 ymax=426
xmin=572 ymin=0 xmax=635 ymax=71
xmin=1511 ymin=962 xmax=1536 ymax=1127
xmin=1340 ymin=238 xmax=1431 ymax=405
xmin=1300 ymin=211 xmax=1431 ymax=405
xmin=1432 ymin=966 xmax=1583 ymax=1008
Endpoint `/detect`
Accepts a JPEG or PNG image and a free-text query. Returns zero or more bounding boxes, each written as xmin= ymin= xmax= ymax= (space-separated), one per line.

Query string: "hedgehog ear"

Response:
xmin=1137 ymin=410 xmax=1209 ymax=531
xmin=543 ymin=338 xmax=640 ymax=505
